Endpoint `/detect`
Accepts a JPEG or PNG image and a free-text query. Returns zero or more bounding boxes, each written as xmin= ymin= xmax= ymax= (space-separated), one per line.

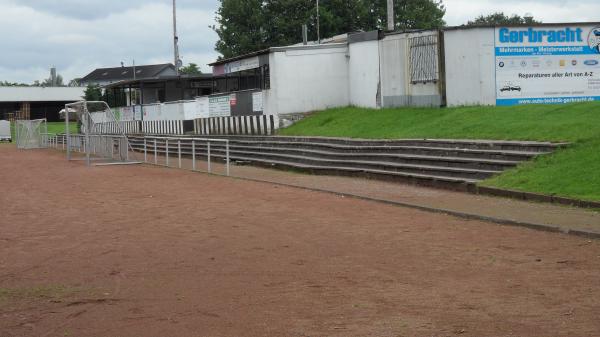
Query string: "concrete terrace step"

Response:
xmin=190 ymin=148 xmax=498 ymax=180
xmin=202 ymin=135 xmax=566 ymax=152
xmin=215 ymin=139 xmax=546 ymax=161
xmin=130 ymin=141 xmax=511 ymax=175
xmin=127 ymin=135 xmax=561 ymax=189
xmin=134 ymin=136 xmax=549 ymax=161
xmin=197 ymin=144 xmax=521 ymax=171
xmin=130 ymin=144 xmax=479 ymax=188
xmin=130 ymin=143 xmax=502 ymax=180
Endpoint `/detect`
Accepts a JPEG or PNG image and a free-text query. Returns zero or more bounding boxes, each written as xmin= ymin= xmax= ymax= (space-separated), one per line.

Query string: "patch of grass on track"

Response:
xmin=0 ymin=285 xmax=82 ymax=306
xmin=279 ymin=102 xmax=600 ymax=201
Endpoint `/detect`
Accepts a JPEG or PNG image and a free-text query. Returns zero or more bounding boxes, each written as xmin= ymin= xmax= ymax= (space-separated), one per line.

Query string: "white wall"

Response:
xmin=348 ymin=40 xmax=380 ymax=108
xmin=379 ymin=31 xmax=441 ymax=107
xmin=264 ymin=44 xmax=350 ymax=115
xmin=444 ymin=28 xmax=496 ymax=106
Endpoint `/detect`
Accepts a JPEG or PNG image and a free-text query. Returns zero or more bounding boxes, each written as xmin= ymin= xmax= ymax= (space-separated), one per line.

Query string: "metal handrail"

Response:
xmin=140 ymin=135 xmax=229 ymax=176
xmin=44 ymin=134 xmax=230 ymax=177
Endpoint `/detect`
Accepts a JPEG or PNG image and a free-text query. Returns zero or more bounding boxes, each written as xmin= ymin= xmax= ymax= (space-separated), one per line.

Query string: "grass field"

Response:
xmin=9 ymin=122 xmax=77 ymax=139
xmin=47 ymin=122 xmax=77 ymax=134
xmin=279 ymin=102 xmax=600 ymax=201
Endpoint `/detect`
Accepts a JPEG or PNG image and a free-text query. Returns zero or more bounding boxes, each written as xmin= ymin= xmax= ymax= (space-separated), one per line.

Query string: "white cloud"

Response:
xmin=0 ymin=0 xmax=219 ymax=83
xmin=444 ymin=0 xmax=600 ymax=26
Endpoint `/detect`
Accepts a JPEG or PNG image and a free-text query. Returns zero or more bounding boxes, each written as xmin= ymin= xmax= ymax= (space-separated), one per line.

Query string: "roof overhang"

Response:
xmin=102 ymin=74 xmax=214 ymax=89
xmin=0 ymin=87 xmax=86 ymax=103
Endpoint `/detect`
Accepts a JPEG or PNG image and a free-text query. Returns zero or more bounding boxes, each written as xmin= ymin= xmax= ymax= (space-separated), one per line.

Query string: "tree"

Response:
xmin=180 ymin=63 xmax=202 ymax=75
xmin=213 ymin=0 xmax=267 ymax=59
xmin=466 ymin=12 xmax=541 ymax=26
xmin=0 ymin=81 xmax=29 ymax=86
xmin=84 ymin=84 xmax=103 ymax=101
xmin=364 ymin=0 xmax=445 ymax=31
xmin=213 ymin=0 xmax=446 ymax=58
xmin=34 ymin=74 xmax=65 ymax=87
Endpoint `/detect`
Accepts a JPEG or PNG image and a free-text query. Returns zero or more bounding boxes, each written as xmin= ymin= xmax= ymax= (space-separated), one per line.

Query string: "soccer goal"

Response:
xmin=15 ymin=118 xmax=48 ymax=149
xmin=64 ymin=101 xmax=139 ymax=166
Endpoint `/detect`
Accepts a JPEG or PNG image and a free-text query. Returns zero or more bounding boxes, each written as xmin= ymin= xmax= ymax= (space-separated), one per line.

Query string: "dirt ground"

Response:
xmin=1 ymin=146 xmax=600 ymax=337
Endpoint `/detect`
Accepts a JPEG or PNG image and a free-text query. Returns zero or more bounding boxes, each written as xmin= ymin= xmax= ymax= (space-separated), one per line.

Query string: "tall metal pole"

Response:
xmin=173 ymin=0 xmax=180 ymax=75
xmin=66 ymin=105 xmax=70 ymax=161
xmin=387 ymin=0 xmax=395 ymax=31
xmin=316 ymin=0 xmax=320 ymax=44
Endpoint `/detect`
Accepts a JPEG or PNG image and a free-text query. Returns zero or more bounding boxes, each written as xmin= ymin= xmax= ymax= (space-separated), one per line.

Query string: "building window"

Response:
xmin=226 ymin=76 xmax=239 ymax=91
xmin=212 ymin=64 xmax=270 ymax=93
xmin=261 ymin=64 xmax=270 ymax=90
xmin=409 ymin=34 xmax=439 ymax=84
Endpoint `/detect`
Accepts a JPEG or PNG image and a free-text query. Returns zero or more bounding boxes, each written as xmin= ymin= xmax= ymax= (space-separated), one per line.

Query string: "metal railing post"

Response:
xmin=165 ymin=139 xmax=169 ymax=167
xmin=192 ymin=140 xmax=196 ymax=171
xmin=226 ymin=140 xmax=230 ymax=176
xmin=178 ymin=139 xmax=182 ymax=169
xmin=154 ymin=139 xmax=158 ymax=165
xmin=144 ymin=138 xmax=147 ymax=163
xmin=207 ymin=141 xmax=211 ymax=173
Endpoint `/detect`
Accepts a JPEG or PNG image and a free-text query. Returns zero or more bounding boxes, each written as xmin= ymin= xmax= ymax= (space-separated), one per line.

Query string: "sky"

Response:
xmin=0 ymin=0 xmax=599 ymax=84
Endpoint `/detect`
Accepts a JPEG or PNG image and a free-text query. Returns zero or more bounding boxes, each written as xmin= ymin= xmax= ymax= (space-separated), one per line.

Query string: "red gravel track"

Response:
xmin=1 ymin=146 xmax=600 ymax=337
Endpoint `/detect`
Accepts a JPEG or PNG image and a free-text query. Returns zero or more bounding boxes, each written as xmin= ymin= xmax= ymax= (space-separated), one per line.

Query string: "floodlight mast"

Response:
xmin=387 ymin=0 xmax=395 ymax=31
xmin=316 ymin=0 xmax=320 ymax=44
xmin=173 ymin=0 xmax=180 ymax=75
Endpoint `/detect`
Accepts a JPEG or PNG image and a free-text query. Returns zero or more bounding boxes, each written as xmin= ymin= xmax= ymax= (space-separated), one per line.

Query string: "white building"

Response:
xmin=97 ymin=22 xmax=600 ymax=133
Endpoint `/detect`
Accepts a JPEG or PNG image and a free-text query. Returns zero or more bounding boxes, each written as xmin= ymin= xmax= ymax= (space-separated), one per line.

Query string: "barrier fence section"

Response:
xmin=93 ymin=121 xmax=141 ymax=134
xmin=41 ymin=134 xmax=230 ymax=176
xmin=194 ymin=115 xmax=276 ymax=135
xmin=42 ymin=133 xmax=131 ymax=162
xmin=91 ymin=116 xmax=275 ymax=136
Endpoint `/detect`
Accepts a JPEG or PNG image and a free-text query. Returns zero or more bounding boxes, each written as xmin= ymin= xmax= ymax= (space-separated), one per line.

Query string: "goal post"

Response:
xmin=15 ymin=118 xmax=48 ymax=149
xmin=64 ymin=101 xmax=139 ymax=166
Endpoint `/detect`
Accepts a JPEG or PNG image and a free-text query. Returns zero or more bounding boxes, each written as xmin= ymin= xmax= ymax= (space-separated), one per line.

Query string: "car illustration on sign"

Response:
xmin=500 ymin=85 xmax=521 ymax=92
xmin=584 ymin=60 xmax=599 ymax=66
xmin=589 ymin=28 xmax=600 ymax=53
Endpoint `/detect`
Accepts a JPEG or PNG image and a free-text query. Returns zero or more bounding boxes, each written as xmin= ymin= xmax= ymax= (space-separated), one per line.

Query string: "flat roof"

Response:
xmin=208 ymin=49 xmax=270 ymax=67
xmin=209 ymin=43 xmax=348 ymax=66
xmin=103 ymin=74 xmax=214 ymax=89
xmin=0 ymin=87 xmax=86 ymax=102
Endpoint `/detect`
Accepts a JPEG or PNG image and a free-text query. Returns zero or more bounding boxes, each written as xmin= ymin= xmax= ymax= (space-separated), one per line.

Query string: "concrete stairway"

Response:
xmin=128 ymin=135 xmax=565 ymax=190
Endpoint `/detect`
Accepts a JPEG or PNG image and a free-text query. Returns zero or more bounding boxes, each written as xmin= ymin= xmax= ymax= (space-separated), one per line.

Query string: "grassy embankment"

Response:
xmin=279 ymin=102 xmax=600 ymax=202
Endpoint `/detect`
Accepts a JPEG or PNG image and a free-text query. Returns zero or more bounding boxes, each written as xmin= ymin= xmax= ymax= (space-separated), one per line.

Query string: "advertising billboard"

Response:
xmin=495 ymin=24 xmax=600 ymax=105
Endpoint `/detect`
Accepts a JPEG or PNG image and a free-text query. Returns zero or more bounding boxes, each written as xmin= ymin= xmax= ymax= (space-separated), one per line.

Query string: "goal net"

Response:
xmin=64 ymin=101 xmax=138 ymax=166
xmin=15 ymin=119 xmax=47 ymax=149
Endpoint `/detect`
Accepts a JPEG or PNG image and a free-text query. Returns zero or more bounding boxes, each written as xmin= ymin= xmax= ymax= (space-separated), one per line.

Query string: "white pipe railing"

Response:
xmin=42 ymin=134 xmax=230 ymax=176
xmin=139 ymin=136 xmax=229 ymax=176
